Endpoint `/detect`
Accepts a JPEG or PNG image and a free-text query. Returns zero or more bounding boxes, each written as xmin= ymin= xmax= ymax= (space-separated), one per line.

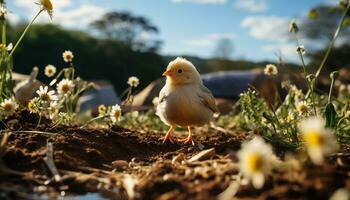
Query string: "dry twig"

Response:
xmin=44 ymin=142 xmax=61 ymax=182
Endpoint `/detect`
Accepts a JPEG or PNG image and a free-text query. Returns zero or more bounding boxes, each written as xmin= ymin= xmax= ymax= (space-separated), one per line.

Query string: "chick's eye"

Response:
xmin=178 ymin=69 xmax=183 ymax=74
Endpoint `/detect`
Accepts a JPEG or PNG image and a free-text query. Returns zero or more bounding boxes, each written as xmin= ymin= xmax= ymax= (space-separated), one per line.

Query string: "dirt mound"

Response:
xmin=1 ymin=111 xmax=350 ymax=200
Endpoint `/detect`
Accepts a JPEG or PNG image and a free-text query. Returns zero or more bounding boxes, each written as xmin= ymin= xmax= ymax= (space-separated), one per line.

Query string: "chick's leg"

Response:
xmin=178 ymin=126 xmax=194 ymax=145
xmin=161 ymin=126 xmax=175 ymax=144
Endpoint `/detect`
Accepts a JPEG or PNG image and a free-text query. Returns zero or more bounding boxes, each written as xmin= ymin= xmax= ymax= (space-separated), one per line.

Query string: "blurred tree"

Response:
xmin=300 ymin=5 xmax=350 ymax=44
xmin=7 ymin=24 xmax=165 ymax=93
xmin=212 ymin=38 xmax=234 ymax=60
xmin=90 ymin=11 xmax=162 ymax=52
xmin=299 ymin=5 xmax=350 ymax=73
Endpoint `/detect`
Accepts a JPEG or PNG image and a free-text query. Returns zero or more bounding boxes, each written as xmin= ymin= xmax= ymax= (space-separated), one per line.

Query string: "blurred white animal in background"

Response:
xmin=14 ymin=67 xmax=43 ymax=106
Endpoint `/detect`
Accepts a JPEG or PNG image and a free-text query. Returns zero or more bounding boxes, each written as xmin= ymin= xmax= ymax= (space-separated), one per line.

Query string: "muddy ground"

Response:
xmin=0 ymin=111 xmax=350 ymax=200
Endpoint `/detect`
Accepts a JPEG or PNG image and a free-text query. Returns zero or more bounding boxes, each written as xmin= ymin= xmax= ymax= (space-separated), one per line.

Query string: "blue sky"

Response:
xmin=7 ymin=0 xmax=335 ymax=63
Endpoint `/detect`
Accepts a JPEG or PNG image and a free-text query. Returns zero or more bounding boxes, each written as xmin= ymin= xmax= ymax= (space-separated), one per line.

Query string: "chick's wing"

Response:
xmin=198 ymin=85 xmax=219 ymax=113
xmin=158 ymin=86 xmax=168 ymax=104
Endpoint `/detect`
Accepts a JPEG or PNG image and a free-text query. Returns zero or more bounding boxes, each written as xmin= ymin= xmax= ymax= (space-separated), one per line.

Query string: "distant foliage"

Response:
xmin=7 ymin=24 xmax=165 ymax=93
xmin=90 ymin=11 xmax=162 ymax=53
xmin=300 ymin=4 xmax=350 ymax=73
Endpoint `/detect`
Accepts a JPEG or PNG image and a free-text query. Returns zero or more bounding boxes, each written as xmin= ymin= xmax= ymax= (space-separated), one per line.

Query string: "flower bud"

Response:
xmin=330 ymin=71 xmax=339 ymax=80
xmin=289 ymin=19 xmax=299 ymax=33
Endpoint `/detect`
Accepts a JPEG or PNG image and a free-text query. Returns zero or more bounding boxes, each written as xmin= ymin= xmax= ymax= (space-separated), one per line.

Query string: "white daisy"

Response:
xmin=36 ymin=86 xmax=57 ymax=102
xmin=0 ymin=43 xmax=12 ymax=51
xmin=299 ymin=117 xmax=338 ymax=165
xmin=289 ymin=19 xmax=299 ymax=33
xmin=48 ymin=101 xmax=60 ymax=119
xmin=127 ymin=76 xmax=140 ymax=88
xmin=237 ymin=137 xmax=274 ymax=189
xmin=0 ymin=6 xmax=8 ymax=19
xmin=62 ymin=50 xmax=74 ymax=63
xmin=110 ymin=104 xmax=122 ymax=124
xmin=296 ymin=101 xmax=308 ymax=115
xmin=286 ymin=111 xmax=295 ymax=123
xmin=290 ymin=85 xmax=304 ymax=102
xmin=1 ymin=98 xmax=18 ymax=116
xmin=37 ymin=0 xmax=53 ymax=19
xmin=57 ymin=79 xmax=75 ymax=95
xmin=296 ymin=45 xmax=306 ymax=55
xmin=28 ymin=99 xmax=36 ymax=113
xmin=45 ymin=64 xmax=56 ymax=77
xmin=330 ymin=188 xmax=350 ymax=200
xmin=264 ymin=64 xmax=278 ymax=76
xmin=6 ymin=43 xmax=12 ymax=51
xmin=98 ymin=104 xmax=107 ymax=116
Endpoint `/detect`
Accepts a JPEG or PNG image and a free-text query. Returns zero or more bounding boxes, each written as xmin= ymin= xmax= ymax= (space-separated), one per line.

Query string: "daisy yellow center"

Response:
xmin=247 ymin=153 xmax=263 ymax=173
xmin=3 ymin=103 xmax=13 ymax=112
xmin=41 ymin=93 xmax=50 ymax=101
xmin=114 ymin=110 xmax=121 ymax=119
xmin=28 ymin=102 xmax=33 ymax=111
xmin=61 ymin=84 xmax=70 ymax=93
xmin=303 ymin=131 xmax=324 ymax=147
xmin=50 ymin=107 xmax=57 ymax=113
xmin=267 ymin=67 xmax=273 ymax=73
xmin=48 ymin=69 xmax=53 ymax=74
xmin=298 ymin=105 xmax=307 ymax=113
xmin=98 ymin=105 xmax=106 ymax=114
xmin=65 ymin=55 xmax=72 ymax=61
xmin=42 ymin=0 xmax=53 ymax=11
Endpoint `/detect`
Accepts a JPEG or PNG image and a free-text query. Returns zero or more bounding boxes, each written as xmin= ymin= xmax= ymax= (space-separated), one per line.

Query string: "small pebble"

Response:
xmin=59 ymin=185 xmax=69 ymax=191
xmin=172 ymin=153 xmax=185 ymax=165
xmin=197 ymin=142 xmax=205 ymax=150
xmin=112 ymin=160 xmax=129 ymax=169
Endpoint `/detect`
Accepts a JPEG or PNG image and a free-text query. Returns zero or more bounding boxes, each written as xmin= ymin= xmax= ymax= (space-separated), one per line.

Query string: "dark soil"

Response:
xmin=0 ymin=110 xmax=350 ymax=200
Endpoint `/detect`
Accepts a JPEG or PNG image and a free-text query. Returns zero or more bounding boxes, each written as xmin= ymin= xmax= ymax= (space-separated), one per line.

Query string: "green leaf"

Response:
xmin=325 ymin=103 xmax=337 ymax=128
xmin=308 ymin=9 xmax=318 ymax=19
xmin=342 ymin=18 xmax=350 ymax=27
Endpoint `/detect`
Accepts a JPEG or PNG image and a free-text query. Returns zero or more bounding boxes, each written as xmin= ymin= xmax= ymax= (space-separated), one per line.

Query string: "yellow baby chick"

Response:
xmin=156 ymin=57 xmax=218 ymax=145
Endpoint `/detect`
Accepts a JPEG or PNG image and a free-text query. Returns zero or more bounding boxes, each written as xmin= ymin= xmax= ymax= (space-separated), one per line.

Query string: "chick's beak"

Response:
xmin=162 ymin=70 xmax=173 ymax=77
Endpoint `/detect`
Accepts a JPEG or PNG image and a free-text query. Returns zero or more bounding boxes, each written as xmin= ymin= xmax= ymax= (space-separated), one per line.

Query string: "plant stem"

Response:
xmin=298 ymin=52 xmax=317 ymax=115
xmin=337 ymin=117 xmax=346 ymax=130
xmin=298 ymin=52 xmax=308 ymax=78
xmin=328 ymin=76 xmax=336 ymax=104
xmin=310 ymin=84 xmax=317 ymax=116
xmin=36 ymin=114 xmax=42 ymax=129
xmin=9 ymin=9 xmax=43 ymax=57
xmin=292 ymin=32 xmax=309 ymax=82
xmin=1 ymin=20 xmax=6 ymax=45
xmin=80 ymin=115 xmax=105 ymax=129
xmin=0 ymin=130 xmax=57 ymax=136
xmin=315 ymin=4 xmax=350 ymax=79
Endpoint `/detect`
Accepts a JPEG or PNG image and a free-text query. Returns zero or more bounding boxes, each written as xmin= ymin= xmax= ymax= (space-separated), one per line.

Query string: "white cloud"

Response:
xmin=53 ymin=5 xmax=106 ymax=28
xmin=326 ymin=0 xmax=339 ymax=5
xmin=12 ymin=0 xmax=107 ymax=29
xmin=234 ymin=0 xmax=268 ymax=13
xmin=241 ymin=16 xmax=290 ymax=42
xmin=184 ymin=33 xmax=235 ymax=47
xmin=171 ymin=0 xmax=226 ymax=4
xmin=262 ymin=43 xmax=299 ymax=62
xmin=8 ymin=13 xmax=20 ymax=25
